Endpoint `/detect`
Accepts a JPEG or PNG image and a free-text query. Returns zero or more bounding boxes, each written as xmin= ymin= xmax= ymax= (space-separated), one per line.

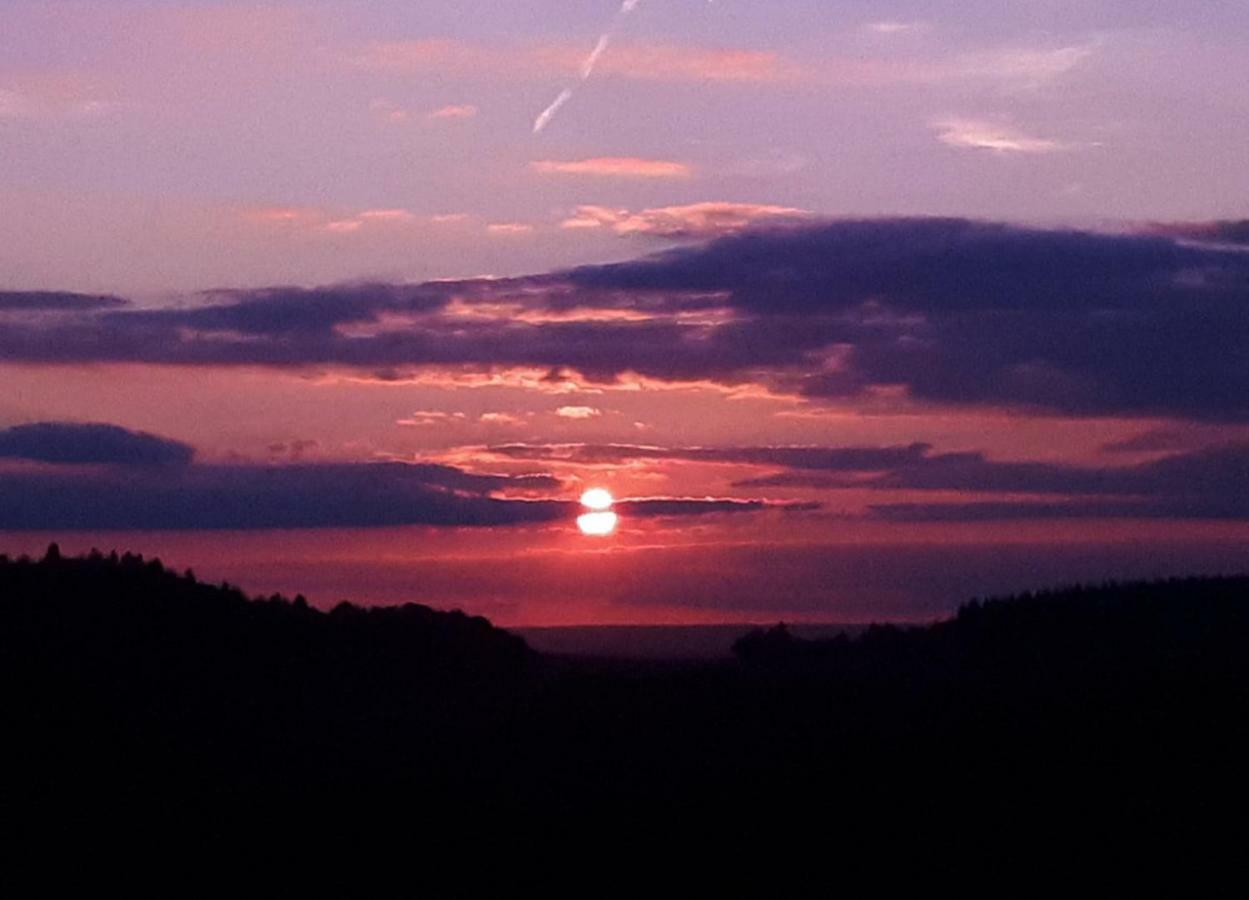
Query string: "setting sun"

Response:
xmin=577 ymin=511 xmax=619 ymax=536
xmin=580 ymin=488 xmax=614 ymax=511
xmin=578 ymin=488 xmax=618 ymax=535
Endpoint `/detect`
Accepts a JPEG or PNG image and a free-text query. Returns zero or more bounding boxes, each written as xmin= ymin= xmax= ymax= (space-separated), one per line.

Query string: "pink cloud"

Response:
xmin=241 ymin=206 xmax=420 ymax=235
xmin=487 ymin=223 xmax=535 ymax=236
xmin=350 ymin=37 xmax=1091 ymax=91
xmin=357 ymin=209 xmax=417 ymax=223
xmin=428 ymin=104 xmax=478 ymax=120
xmin=480 ymin=412 xmax=526 ymax=426
xmin=560 ymin=202 xmax=810 ymax=238
xmin=353 ymin=39 xmax=794 ymax=84
xmin=532 ymin=158 xmax=692 ymax=179
xmin=369 ymin=98 xmax=411 ymax=124
xmin=933 ymin=119 xmax=1070 ymax=154
xmin=556 ymin=406 xmax=603 ymax=420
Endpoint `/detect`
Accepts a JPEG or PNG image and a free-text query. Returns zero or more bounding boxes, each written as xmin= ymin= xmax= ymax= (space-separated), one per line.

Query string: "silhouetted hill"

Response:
xmin=734 ymin=576 xmax=1249 ymax=682
xmin=4 ymin=546 xmax=1249 ymax=843
xmin=0 ymin=546 xmax=535 ymax=806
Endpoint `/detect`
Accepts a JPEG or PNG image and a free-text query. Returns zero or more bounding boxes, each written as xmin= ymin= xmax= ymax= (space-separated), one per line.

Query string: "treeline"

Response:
xmin=0 ymin=545 xmax=535 ymax=805
xmin=3 ymin=546 xmax=1249 ymax=833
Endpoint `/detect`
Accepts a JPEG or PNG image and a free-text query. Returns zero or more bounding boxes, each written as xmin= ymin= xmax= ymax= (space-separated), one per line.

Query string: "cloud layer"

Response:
xmin=0 ymin=422 xmax=195 ymax=466
xmin=0 ymin=424 xmax=796 ymax=530
xmin=483 ymin=439 xmax=1249 ymax=522
xmin=3 ymin=218 xmax=1247 ymax=421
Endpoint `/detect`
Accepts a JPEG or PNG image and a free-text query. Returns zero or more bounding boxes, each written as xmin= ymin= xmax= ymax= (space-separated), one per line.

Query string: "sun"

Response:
xmin=577 ymin=511 xmax=619 ymax=536
xmin=577 ymin=488 xmax=618 ymax=536
xmin=580 ymin=488 xmax=614 ymax=511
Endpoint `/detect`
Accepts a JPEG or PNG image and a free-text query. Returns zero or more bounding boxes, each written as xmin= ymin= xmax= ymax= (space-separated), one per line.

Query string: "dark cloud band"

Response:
xmin=3 ymin=218 xmax=1247 ymax=420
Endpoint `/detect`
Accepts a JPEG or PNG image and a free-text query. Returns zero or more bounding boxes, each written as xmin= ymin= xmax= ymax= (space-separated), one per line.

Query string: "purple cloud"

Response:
xmin=3 ymin=219 xmax=1247 ymax=420
xmin=0 ymin=422 xmax=194 ymax=466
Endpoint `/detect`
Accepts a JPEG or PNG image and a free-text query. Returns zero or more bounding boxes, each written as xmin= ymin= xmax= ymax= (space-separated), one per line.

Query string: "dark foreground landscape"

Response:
xmin=4 ymin=546 xmax=1248 ymax=841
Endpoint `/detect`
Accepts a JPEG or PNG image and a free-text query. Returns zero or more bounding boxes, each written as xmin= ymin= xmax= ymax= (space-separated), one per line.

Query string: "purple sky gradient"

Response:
xmin=3 ymin=1 xmax=1248 ymax=293
xmin=2 ymin=2 xmax=1247 ymax=624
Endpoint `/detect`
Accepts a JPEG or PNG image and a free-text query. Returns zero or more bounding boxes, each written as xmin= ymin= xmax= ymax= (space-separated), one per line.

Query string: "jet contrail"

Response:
xmin=533 ymin=88 xmax=574 ymax=135
xmin=581 ymin=33 xmax=613 ymax=79
xmin=533 ymin=0 xmax=646 ymax=134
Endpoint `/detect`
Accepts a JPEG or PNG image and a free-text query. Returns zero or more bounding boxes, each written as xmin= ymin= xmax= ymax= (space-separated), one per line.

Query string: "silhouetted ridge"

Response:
xmin=0 ymin=546 xmax=535 ymax=803
xmin=733 ymin=576 xmax=1249 ymax=679
xmin=5 ymin=547 xmax=1249 ymax=837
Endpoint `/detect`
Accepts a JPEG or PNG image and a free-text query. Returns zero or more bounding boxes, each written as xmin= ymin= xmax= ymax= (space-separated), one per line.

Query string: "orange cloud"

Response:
xmin=352 ymin=39 xmax=794 ymax=84
xmin=544 ymin=44 xmax=794 ymax=83
xmin=556 ymin=406 xmax=603 ymax=420
xmin=487 ymin=223 xmax=535 ymax=236
xmin=350 ymin=36 xmax=1091 ymax=91
xmin=240 ymin=206 xmax=327 ymax=227
xmin=480 ymin=412 xmax=526 ymax=426
xmin=242 ymin=205 xmax=421 ymax=235
xmin=396 ymin=411 xmax=467 ymax=427
xmin=532 ymin=158 xmax=692 ymax=179
xmin=428 ymin=104 xmax=478 ymax=120
xmin=560 ymin=202 xmax=810 ymax=238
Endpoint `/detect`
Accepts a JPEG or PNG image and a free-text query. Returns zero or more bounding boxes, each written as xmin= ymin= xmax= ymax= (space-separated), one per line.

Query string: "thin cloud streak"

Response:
xmin=560 ymin=202 xmax=809 ymax=237
xmin=933 ymin=118 xmax=1070 ymax=154
xmin=532 ymin=157 xmax=692 ymax=178
xmin=533 ymin=0 xmax=647 ymax=133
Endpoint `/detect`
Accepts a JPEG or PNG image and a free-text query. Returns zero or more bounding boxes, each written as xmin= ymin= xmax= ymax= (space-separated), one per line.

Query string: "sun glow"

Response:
xmin=580 ymin=488 xmax=615 ymax=511
xmin=577 ymin=511 xmax=619 ymax=536
xmin=577 ymin=488 xmax=618 ymax=535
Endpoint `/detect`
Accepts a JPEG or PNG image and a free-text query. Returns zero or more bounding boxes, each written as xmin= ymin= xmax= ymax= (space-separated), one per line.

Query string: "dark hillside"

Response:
xmin=3 ymin=546 xmax=1248 ymax=835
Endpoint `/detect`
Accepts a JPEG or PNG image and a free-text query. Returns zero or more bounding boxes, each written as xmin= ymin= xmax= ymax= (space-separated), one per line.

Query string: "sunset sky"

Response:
xmin=2 ymin=1 xmax=1248 ymax=625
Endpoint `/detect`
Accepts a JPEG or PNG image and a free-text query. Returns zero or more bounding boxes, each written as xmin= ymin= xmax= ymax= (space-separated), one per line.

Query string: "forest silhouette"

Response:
xmin=3 ymin=545 xmax=1248 ymax=835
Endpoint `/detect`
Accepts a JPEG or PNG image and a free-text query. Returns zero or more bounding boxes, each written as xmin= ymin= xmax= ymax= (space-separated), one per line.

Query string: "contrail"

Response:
xmin=533 ymin=88 xmax=574 ymax=135
xmin=581 ymin=33 xmax=613 ymax=79
xmin=533 ymin=0 xmax=646 ymax=134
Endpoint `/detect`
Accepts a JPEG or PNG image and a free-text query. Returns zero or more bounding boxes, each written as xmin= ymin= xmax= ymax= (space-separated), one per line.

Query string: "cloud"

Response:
xmin=0 ymin=422 xmax=194 ymax=466
xmin=0 ymin=462 xmax=563 ymax=530
xmin=555 ymin=407 xmax=602 ymax=420
xmin=111 ymin=282 xmax=450 ymax=337
xmin=532 ymin=158 xmax=692 ymax=178
xmin=6 ymin=219 xmax=1249 ymax=421
xmin=353 ymin=39 xmax=792 ymax=84
xmin=369 ymin=98 xmax=411 ymax=124
xmin=486 ymin=223 xmax=535 ymax=236
xmin=0 ymin=454 xmax=791 ymax=532
xmin=560 ymin=202 xmax=810 ymax=238
xmin=933 ymin=119 xmax=1070 ymax=153
xmin=755 ymin=442 xmax=1249 ymax=502
xmin=957 ymin=43 xmax=1096 ymax=88
xmin=486 ymin=439 xmax=1249 ymax=522
xmin=486 ymin=442 xmax=932 ymax=471
xmin=242 ymin=205 xmax=420 ymax=233
xmin=479 ymin=412 xmax=525 ymax=426
xmin=396 ymin=411 xmax=468 ymax=427
xmin=0 ymin=291 xmax=127 ymax=312
xmin=618 ymin=498 xmax=815 ymax=518
xmin=428 ymin=104 xmax=478 ymax=120
xmin=862 ymin=21 xmax=929 ymax=35
xmin=348 ymin=36 xmax=1096 ymax=142
xmin=357 ymin=209 xmax=417 ymax=224
xmin=1143 ymin=221 xmax=1249 ymax=246
xmin=0 ymin=421 xmax=803 ymax=530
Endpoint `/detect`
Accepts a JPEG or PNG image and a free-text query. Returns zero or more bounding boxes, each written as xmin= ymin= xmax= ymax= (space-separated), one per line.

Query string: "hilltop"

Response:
xmin=3 ymin=546 xmax=1248 ymax=835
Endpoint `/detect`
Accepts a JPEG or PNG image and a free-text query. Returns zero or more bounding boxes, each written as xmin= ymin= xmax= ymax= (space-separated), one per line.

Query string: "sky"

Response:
xmin=2 ymin=1 xmax=1248 ymax=625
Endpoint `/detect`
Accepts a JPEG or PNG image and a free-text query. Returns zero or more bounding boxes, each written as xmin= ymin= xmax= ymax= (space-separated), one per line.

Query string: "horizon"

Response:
xmin=3 ymin=1 xmax=1248 ymax=626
